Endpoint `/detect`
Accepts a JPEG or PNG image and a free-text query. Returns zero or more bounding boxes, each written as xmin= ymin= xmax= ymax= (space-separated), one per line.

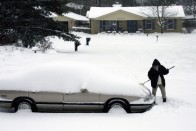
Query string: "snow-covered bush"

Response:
xmin=33 ymin=38 xmax=52 ymax=53
xmin=183 ymin=20 xmax=196 ymax=33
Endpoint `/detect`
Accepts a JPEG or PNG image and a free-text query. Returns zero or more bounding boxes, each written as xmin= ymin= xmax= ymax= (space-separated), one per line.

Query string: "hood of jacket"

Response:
xmin=152 ymin=59 xmax=161 ymax=67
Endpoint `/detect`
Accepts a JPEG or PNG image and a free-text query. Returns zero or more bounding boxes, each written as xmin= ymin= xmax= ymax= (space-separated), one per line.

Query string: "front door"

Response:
xmin=127 ymin=20 xmax=137 ymax=33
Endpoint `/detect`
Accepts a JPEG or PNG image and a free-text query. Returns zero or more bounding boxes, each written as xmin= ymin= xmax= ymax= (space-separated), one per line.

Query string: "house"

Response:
xmin=86 ymin=5 xmax=185 ymax=34
xmin=52 ymin=12 xmax=89 ymax=31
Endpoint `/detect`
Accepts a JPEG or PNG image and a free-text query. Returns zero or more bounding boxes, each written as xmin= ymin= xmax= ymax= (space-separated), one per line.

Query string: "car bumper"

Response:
xmin=130 ymin=103 xmax=154 ymax=113
xmin=0 ymin=100 xmax=12 ymax=109
xmin=129 ymin=96 xmax=155 ymax=113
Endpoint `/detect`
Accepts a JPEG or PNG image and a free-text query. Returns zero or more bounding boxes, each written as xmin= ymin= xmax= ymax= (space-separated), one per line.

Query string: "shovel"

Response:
xmin=141 ymin=66 xmax=175 ymax=85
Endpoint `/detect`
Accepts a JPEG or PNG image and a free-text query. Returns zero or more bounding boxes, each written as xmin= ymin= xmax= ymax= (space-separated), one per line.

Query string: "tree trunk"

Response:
xmin=161 ymin=27 xmax=164 ymax=34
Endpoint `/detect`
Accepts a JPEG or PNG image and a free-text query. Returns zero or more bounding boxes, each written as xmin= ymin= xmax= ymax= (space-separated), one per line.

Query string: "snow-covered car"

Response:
xmin=0 ymin=62 xmax=155 ymax=113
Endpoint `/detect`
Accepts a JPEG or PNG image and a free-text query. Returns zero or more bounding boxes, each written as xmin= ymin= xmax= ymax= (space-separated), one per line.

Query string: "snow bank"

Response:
xmin=0 ymin=62 xmax=146 ymax=97
xmin=50 ymin=36 xmax=75 ymax=52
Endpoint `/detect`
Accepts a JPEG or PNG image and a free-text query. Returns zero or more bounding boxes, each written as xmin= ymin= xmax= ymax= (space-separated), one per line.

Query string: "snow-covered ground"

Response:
xmin=1 ymin=31 xmax=196 ymax=131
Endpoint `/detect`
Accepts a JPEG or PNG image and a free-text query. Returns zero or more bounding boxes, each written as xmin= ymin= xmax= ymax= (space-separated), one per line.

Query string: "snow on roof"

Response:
xmin=62 ymin=12 xmax=89 ymax=21
xmin=48 ymin=12 xmax=58 ymax=17
xmin=87 ymin=6 xmax=185 ymax=19
xmin=50 ymin=12 xmax=89 ymax=21
xmin=184 ymin=15 xmax=196 ymax=19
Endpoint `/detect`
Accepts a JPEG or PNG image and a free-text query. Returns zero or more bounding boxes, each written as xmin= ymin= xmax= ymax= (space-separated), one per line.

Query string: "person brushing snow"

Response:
xmin=148 ymin=59 xmax=169 ymax=102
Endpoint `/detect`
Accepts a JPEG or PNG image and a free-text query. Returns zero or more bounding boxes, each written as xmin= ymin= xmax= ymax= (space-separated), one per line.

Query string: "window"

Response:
xmin=100 ymin=21 xmax=110 ymax=31
xmin=145 ymin=20 xmax=153 ymax=30
xmin=100 ymin=21 xmax=117 ymax=32
xmin=164 ymin=19 xmax=176 ymax=30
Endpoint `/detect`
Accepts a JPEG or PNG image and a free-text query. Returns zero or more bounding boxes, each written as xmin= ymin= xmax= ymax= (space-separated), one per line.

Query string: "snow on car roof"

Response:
xmin=87 ymin=6 xmax=185 ymax=19
xmin=0 ymin=62 xmax=147 ymax=97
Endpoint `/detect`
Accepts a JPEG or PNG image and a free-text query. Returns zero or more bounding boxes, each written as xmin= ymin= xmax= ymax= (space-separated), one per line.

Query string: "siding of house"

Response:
xmin=137 ymin=20 xmax=143 ymax=29
xmin=119 ymin=21 xmax=127 ymax=31
xmin=96 ymin=10 xmax=144 ymax=21
xmin=90 ymin=10 xmax=145 ymax=34
xmin=53 ymin=16 xmax=75 ymax=30
xmin=174 ymin=19 xmax=183 ymax=32
xmin=90 ymin=20 xmax=100 ymax=34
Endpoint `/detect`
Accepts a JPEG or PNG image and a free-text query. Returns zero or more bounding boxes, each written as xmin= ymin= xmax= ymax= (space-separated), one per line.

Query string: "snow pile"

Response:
xmin=0 ymin=62 xmax=146 ymax=97
xmin=32 ymin=47 xmax=40 ymax=51
xmin=50 ymin=36 xmax=75 ymax=52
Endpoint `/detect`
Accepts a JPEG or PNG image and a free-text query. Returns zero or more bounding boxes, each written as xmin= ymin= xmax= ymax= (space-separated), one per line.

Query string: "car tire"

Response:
xmin=14 ymin=99 xmax=37 ymax=112
xmin=104 ymin=99 xmax=130 ymax=113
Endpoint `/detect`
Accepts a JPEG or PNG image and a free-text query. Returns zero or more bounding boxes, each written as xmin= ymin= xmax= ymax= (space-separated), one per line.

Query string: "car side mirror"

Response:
xmin=80 ymin=88 xmax=88 ymax=93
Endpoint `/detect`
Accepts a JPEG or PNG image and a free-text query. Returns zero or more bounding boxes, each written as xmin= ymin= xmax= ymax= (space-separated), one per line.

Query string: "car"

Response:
xmin=0 ymin=62 xmax=155 ymax=113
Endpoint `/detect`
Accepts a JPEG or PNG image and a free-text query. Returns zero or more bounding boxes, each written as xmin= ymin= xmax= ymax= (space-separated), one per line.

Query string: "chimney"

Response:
xmin=112 ymin=2 xmax=122 ymax=7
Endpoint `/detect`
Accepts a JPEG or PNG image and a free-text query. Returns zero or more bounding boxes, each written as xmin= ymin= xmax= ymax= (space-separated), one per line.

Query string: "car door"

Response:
xmin=29 ymin=91 xmax=64 ymax=112
xmin=63 ymin=91 xmax=101 ymax=112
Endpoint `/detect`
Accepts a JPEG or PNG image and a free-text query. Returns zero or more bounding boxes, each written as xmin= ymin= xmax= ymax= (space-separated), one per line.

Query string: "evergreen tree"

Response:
xmin=0 ymin=0 xmax=79 ymax=47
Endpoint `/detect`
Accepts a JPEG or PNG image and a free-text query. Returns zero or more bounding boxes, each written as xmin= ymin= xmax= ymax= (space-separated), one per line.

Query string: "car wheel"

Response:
xmin=104 ymin=100 xmax=130 ymax=113
xmin=14 ymin=100 xmax=33 ymax=112
xmin=108 ymin=104 xmax=127 ymax=113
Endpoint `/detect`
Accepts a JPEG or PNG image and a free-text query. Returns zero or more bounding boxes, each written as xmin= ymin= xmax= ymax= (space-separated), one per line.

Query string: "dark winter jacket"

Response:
xmin=148 ymin=59 xmax=169 ymax=88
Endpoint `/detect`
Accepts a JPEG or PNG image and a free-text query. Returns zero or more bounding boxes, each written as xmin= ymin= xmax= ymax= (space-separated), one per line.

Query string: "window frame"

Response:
xmin=145 ymin=20 xmax=153 ymax=30
xmin=100 ymin=20 xmax=117 ymax=32
xmin=164 ymin=19 xmax=175 ymax=30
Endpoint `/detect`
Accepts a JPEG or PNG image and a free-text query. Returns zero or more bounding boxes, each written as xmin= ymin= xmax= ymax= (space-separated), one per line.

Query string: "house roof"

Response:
xmin=62 ymin=12 xmax=89 ymax=21
xmin=52 ymin=12 xmax=89 ymax=21
xmin=184 ymin=15 xmax=196 ymax=20
xmin=87 ymin=6 xmax=185 ymax=19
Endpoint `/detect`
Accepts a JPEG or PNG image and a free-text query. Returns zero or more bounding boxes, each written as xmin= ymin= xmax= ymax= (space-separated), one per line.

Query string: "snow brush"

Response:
xmin=140 ymin=66 xmax=175 ymax=85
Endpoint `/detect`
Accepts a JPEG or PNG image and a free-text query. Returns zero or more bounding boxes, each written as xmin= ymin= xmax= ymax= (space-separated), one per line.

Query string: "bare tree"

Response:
xmin=182 ymin=0 xmax=196 ymax=17
xmin=143 ymin=0 xmax=177 ymax=33
xmin=181 ymin=0 xmax=196 ymax=33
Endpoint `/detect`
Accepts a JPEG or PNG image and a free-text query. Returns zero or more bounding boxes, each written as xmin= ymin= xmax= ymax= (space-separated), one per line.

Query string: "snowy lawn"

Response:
xmin=0 ymin=32 xmax=196 ymax=131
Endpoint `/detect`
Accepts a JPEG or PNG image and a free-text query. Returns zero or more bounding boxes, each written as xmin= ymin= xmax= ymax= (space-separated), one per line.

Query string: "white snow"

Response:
xmin=1 ymin=31 xmax=196 ymax=131
xmin=50 ymin=36 xmax=75 ymax=52
xmin=32 ymin=46 xmax=40 ymax=51
xmin=0 ymin=97 xmax=12 ymax=101
xmin=62 ymin=12 xmax=89 ymax=21
xmin=51 ymin=12 xmax=89 ymax=21
xmin=66 ymin=2 xmax=84 ymax=10
xmin=184 ymin=15 xmax=196 ymax=19
xmin=87 ymin=6 xmax=185 ymax=18
xmin=72 ymin=26 xmax=90 ymax=30
xmin=0 ymin=61 xmax=146 ymax=97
